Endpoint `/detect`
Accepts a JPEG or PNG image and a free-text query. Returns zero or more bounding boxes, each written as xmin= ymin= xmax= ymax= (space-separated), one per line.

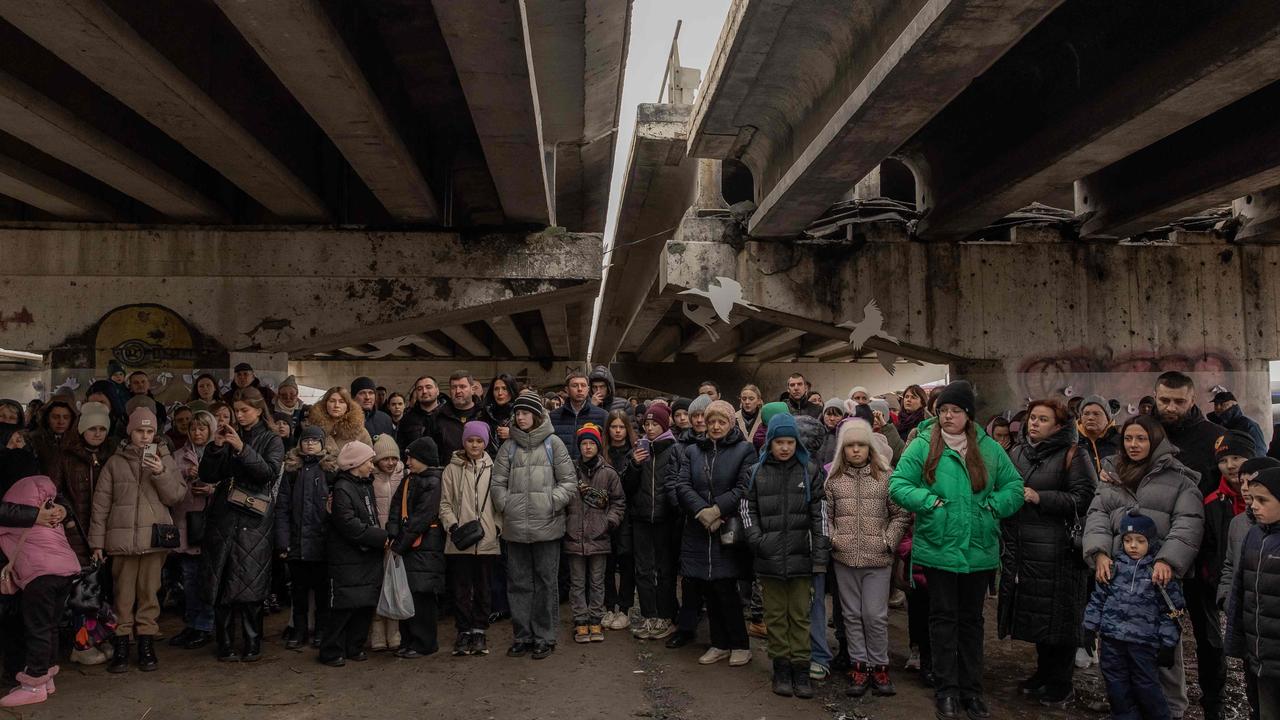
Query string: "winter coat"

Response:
xmin=816 ymin=425 xmax=841 ymax=468
xmin=998 ymin=424 xmax=1097 ymax=646
xmin=222 ymin=379 xmax=274 ymax=407
xmin=620 ymin=436 xmax=679 ymax=524
xmin=434 ymin=401 xmax=485 ymax=462
xmin=275 ymin=449 xmax=337 ymax=562
xmin=386 ymin=469 xmax=447 ymax=594
xmin=1083 ymin=440 xmax=1204 ymax=577
xmin=0 ymin=476 xmax=80 ymax=588
xmin=363 ymin=409 xmax=395 ymax=444
xmin=326 ymin=470 xmax=388 ymax=609
xmin=1207 ymin=404 xmax=1266 ymax=459
xmin=50 ymin=437 xmax=108 ymax=564
xmin=889 ymin=418 xmax=1025 ymax=574
xmin=173 ymin=441 xmax=211 ymax=554
xmin=371 ymin=461 xmax=404 ymax=527
xmin=28 ymin=428 xmax=76 ymax=476
xmin=396 ymin=403 xmax=438 ymax=453
xmin=607 ymin=443 xmax=634 ymax=556
xmin=490 ymin=412 xmax=577 ymax=544
xmin=1162 ymin=406 xmax=1225 ymax=496
xmin=305 ymin=404 xmax=373 ymax=463
xmin=1201 ymin=477 xmax=1246 ymax=589
xmin=741 ymin=454 xmax=830 ymax=578
xmin=1225 ymin=523 xmax=1280 ymax=679
xmin=588 ymin=365 xmax=630 ymax=413
xmin=1077 ymin=422 xmax=1121 ymax=475
xmin=198 ymin=419 xmax=284 ymax=605
xmin=1082 ymin=548 xmax=1183 ymax=649
xmin=88 ymin=442 xmax=186 ymax=556
xmin=549 ymin=401 xmax=608 ymax=460
xmin=880 ymin=423 xmax=905 ymax=466
xmin=826 ymin=464 xmax=910 ymax=568
xmin=564 ymin=456 xmax=625 ymax=556
xmin=440 ymin=451 xmax=501 ymax=556
xmin=1217 ymin=511 xmax=1253 ymax=609
xmin=673 ymin=427 xmax=755 ymax=580
xmin=735 ymin=410 xmax=762 ymax=448
xmin=778 ymin=393 xmax=821 ymax=420
xmin=479 ymin=401 xmax=513 ymax=456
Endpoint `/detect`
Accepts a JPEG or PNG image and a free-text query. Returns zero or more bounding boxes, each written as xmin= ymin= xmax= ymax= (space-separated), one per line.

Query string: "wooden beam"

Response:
xmin=487 ymin=315 xmax=530 ymax=357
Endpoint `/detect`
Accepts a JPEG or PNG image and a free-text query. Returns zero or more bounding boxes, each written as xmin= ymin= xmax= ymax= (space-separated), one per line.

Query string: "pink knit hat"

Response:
xmin=463 ymin=420 xmax=490 ymax=445
xmin=126 ymin=407 xmax=157 ymax=435
xmin=337 ymin=441 xmax=376 ymax=471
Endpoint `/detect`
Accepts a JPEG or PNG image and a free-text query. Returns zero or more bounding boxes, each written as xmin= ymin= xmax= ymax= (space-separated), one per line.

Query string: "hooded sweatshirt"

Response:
xmin=0 ymin=475 xmax=80 ymax=588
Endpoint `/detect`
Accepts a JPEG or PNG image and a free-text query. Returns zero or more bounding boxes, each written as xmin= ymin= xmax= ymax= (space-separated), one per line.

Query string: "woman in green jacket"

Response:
xmin=889 ymin=381 xmax=1024 ymax=720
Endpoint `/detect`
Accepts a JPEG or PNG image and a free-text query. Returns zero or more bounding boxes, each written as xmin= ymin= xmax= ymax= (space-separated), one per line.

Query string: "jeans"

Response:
xmin=924 ymin=567 xmax=992 ymax=700
xmin=448 ymin=555 xmax=493 ymax=632
xmin=399 ymin=591 xmax=438 ymax=654
xmin=810 ymin=571 xmax=831 ymax=668
xmin=695 ymin=578 xmax=749 ymax=650
xmin=569 ymin=554 xmax=607 ymax=624
xmin=761 ymin=576 xmax=811 ymax=662
xmin=633 ymin=520 xmax=677 ymax=619
xmin=506 ymin=540 xmax=561 ymax=645
xmin=289 ymin=560 xmax=329 ymax=639
xmin=604 ymin=550 xmax=635 ymax=613
xmin=834 ymin=564 xmax=892 ymax=665
xmin=20 ymin=575 xmax=71 ymax=676
xmin=180 ymin=554 xmax=214 ymax=632
xmin=1100 ymin=638 xmax=1170 ymax=720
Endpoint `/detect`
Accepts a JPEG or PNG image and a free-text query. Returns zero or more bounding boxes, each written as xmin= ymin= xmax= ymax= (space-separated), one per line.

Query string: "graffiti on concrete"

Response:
xmin=0 ymin=307 xmax=34 ymax=332
xmin=678 ymin=276 xmax=760 ymax=341
xmin=95 ymin=305 xmax=199 ymax=370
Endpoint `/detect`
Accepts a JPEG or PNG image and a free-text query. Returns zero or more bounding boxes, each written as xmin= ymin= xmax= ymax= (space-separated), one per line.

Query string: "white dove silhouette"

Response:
xmin=838 ymin=299 xmax=900 ymax=352
xmin=678 ymin=277 xmax=760 ymax=324
xmin=682 ymin=302 xmax=721 ymax=342
xmin=367 ymin=337 xmax=415 ymax=359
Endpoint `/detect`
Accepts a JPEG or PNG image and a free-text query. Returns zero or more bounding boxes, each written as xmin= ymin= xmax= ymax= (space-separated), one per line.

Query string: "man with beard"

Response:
xmin=398 ymin=375 xmax=441 ymax=449
xmin=433 ymin=371 xmax=485 ymax=460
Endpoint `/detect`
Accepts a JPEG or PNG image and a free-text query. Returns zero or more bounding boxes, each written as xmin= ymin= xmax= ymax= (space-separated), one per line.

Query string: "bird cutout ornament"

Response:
xmin=681 ymin=302 xmax=723 ymax=341
xmin=1127 ymin=403 xmax=1138 ymax=415
xmin=154 ymin=371 xmax=174 ymax=389
xmin=1063 ymin=385 xmax=1077 ymax=398
xmin=839 ymin=299 xmax=913 ymax=375
xmin=677 ymin=276 xmax=761 ymax=341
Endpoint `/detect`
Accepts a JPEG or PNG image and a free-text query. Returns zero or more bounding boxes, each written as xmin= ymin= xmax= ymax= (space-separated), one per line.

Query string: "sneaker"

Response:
xmin=888 ymin=589 xmax=906 ymax=608
xmin=610 ymin=611 xmax=632 ymax=631
xmin=747 ymin=621 xmax=767 ymax=639
xmin=905 ymin=646 xmax=921 ymax=670
xmin=589 ymin=625 xmax=604 ymax=642
xmin=647 ymin=619 xmax=675 ymax=640
xmin=809 ymin=662 xmax=829 ymax=680
xmin=71 ymin=647 xmax=108 ymax=666
xmin=871 ymin=664 xmax=896 ymax=696
xmin=601 ymin=611 xmax=616 ymax=628
xmin=574 ymin=625 xmax=591 ymax=644
xmin=728 ymin=649 xmax=752 ymax=667
xmin=452 ymin=635 xmax=472 ymax=656
xmin=846 ymin=663 xmax=871 ymax=697
xmin=1074 ymin=647 xmax=1093 ymax=669
xmin=506 ymin=642 xmax=530 ymax=658
xmin=470 ymin=632 xmax=489 ymax=656
xmin=698 ymin=647 xmax=731 ymax=665
xmin=631 ymin=618 xmax=653 ymax=640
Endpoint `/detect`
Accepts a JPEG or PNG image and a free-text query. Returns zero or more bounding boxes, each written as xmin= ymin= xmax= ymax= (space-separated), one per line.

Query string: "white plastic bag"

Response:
xmin=377 ymin=552 xmax=415 ymax=621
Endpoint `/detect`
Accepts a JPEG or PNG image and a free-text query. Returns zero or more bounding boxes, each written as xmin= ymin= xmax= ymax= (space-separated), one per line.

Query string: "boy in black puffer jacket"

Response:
xmin=275 ymin=425 xmax=338 ymax=650
xmin=387 ymin=437 xmax=447 ymax=658
xmin=742 ymin=414 xmax=830 ymax=699
xmin=1225 ymin=467 xmax=1280 ymax=719
xmin=321 ymin=442 xmax=387 ymax=667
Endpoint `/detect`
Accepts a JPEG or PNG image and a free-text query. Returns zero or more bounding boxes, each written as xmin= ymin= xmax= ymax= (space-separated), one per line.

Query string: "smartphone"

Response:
xmin=142 ymin=443 xmax=158 ymax=462
xmin=638 ymin=437 xmax=651 ymax=454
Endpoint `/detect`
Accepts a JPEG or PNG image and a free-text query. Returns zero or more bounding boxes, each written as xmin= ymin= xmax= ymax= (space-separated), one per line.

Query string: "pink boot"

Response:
xmin=46 ymin=665 xmax=58 ymax=695
xmin=0 ymin=671 xmax=49 ymax=707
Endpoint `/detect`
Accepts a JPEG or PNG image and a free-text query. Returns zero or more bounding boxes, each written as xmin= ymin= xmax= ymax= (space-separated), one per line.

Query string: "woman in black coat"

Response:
xmin=386 ymin=440 xmax=446 ymax=658
xmin=997 ymin=398 xmax=1097 ymax=707
xmin=321 ymin=441 xmax=387 ymax=667
xmin=198 ymin=387 xmax=284 ymax=663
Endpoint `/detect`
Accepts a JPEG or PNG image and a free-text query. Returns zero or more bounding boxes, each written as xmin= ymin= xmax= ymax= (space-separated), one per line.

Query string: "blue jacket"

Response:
xmin=1082 ymin=549 xmax=1184 ymax=649
xmin=1207 ymin=405 xmax=1266 ymax=459
xmin=549 ymin=401 xmax=608 ymax=460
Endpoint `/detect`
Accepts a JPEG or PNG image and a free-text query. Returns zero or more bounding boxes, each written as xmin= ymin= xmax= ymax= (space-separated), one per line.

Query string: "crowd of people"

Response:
xmin=0 ymin=361 xmax=1277 ymax=720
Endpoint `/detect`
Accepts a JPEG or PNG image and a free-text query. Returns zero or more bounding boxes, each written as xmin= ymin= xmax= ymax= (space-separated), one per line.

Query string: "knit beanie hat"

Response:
xmin=1252 ymin=467 xmax=1280 ymax=500
xmin=278 ymin=375 xmax=298 ymax=390
xmin=1119 ymin=510 xmax=1157 ymax=543
xmin=793 ymin=415 xmax=825 ymax=455
xmin=1215 ymin=429 xmax=1256 ymax=460
xmin=462 ymin=420 xmax=490 ymax=446
xmin=688 ymin=394 xmax=712 ymax=417
xmin=337 ymin=441 xmax=376 ymax=471
xmin=374 ymin=433 xmax=400 ymax=461
xmin=869 ymin=398 xmax=891 ymax=419
xmin=760 ymin=401 xmax=789 ymax=426
xmin=511 ymin=392 xmax=545 ymax=422
xmin=823 ymin=398 xmax=847 ymax=417
xmin=350 ymin=376 xmax=376 ymax=396
xmin=643 ymin=404 xmax=671 ymax=432
xmin=761 ymin=413 xmax=810 ymax=469
xmin=300 ymin=424 xmax=326 ymax=445
xmin=406 ymin=437 xmax=440 ymax=467
xmin=126 ymin=394 xmax=157 ymax=415
xmin=107 ymin=359 xmax=125 ymax=377
xmin=78 ymin=401 xmax=111 ymax=433
xmin=671 ymin=397 xmax=692 ymax=414
xmin=935 ymin=380 xmax=977 ymax=418
xmin=848 ymin=386 xmax=869 ymax=401
xmin=126 ymin=407 xmax=157 ymax=435
xmin=835 ymin=418 xmax=891 ymax=473
xmin=704 ymin=400 xmax=735 ymax=424
xmin=1081 ymin=394 xmax=1112 ymax=421
xmin=1241 ymin=456 xmax=1280 ymax=478
xmin=576 ymin=423 xmax=604 ymax=453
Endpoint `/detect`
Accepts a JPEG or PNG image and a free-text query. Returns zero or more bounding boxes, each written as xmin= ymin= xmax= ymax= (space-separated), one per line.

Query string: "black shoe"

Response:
xmin=183 ymin=630 xmax=212 ymax=650
xmin=1018 ymin=674 xmax=1046 ymax=696
xmin=452 ymin=635 xmax=472 ymax=656
xmin=506 ymin=642 xmax=531 ymax=658
xmin=285 ymin=636 xmax=304 ymax=651
xmin=107 ymin=636 xmax=130 ymax=674
xmin=870 ymin=664 xmax=897 ymax=696
xmin=215 ymin=606 xmax=237 ymax=661
xmin=791 ymin=661 xmax=813 ymax=699
xmin=1038 ymin=687 xmax=1074 ymax=708
xmin=281 ymin=625 xmax=298 ymax=642
xmin=470 ymin=633 xmax=489 ymax=656
xmin=311 ymin=635 xmax=321 ymax=649
xmin=349 ymin=652 xmax=368 ymax=662
xmin=240 ymin=604 xmax=263 ymax=662
xmin=664 ymin=631 xmax=694 ymax=649
xmin=830 ymin=644 xmax=850 ymax=672
xmin=395 ymin=648 xmax=422 ymax=659
xmin=935 ymin=696 xmax=961 ymax=720
xmin=771 ymin=658 xmax=794 ymax=697
xmin=320 ymin=656 xmax=345 ymax=667
xmin=962 ymin=697 xmax=991 ymax=719
xmin=265 ymin=594 xmax=282 ymax=615
xmin=921 ymin=669 xmax=937 ymax=688
xmin=531 ymin=642 xmax=553 ymax=660
xmin=136 ymin=636 xmax=159 ymax=672
xmin=168 ymin=628 xmax=196 ymax=647
xmin=488 ymin=611 xmax=510 ymax=625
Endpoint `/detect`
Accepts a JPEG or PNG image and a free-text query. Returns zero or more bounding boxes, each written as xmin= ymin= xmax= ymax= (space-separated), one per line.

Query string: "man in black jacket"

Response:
xmin=780 ymin=373 xmax=821 ymax=420
xmin=432 ymin=371 xmax=484 ymax=460
xmin=1207 ymin=391 xmax=1266 ymax=459
xmin=397 ymin=375 xmax=441 ymax=450
xmin=351 ymin=376 xmax=395 ymax=442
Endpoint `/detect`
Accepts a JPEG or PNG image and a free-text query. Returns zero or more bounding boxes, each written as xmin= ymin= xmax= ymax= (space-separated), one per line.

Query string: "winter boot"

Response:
xmin=771 ymin=657 xmax=794 ymax=697
xmin=107 ymin=636 xmax=130 ymax=674
xmin=215 ymin=606 xmax=238 ymax=661
xmin=370 ymin=617 xmax=387 ymax=651
xmin=792 ymin=661 xmax=814 ymax=699
xmin=846 ymin=661 xmax=871 ymax=697
xmin=241 ymin=603 xmax=263 ymax=662
xmin=45 ymin=666 xmax=58 ymax=695
xmin=0 ymin=672 xmax=49 ymax=707
xmin=136 ymin=636 xmax=158 ymax=672
xmin=871 ymin=664 xmax=897 ymax=696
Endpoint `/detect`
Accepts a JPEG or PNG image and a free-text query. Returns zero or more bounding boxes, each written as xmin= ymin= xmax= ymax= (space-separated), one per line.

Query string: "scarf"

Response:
xmin=941 ymin=429 xmax=968 ymax=455
xmin=1209 ymin=476 xmax=1247 ymax=516
xmin=895 ymin=407 xmax=927 ymax=436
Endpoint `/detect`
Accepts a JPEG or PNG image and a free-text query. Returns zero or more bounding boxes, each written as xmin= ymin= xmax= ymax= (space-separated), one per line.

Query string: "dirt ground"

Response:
xmin=11 ymin=599 xmax=1250 ymax=720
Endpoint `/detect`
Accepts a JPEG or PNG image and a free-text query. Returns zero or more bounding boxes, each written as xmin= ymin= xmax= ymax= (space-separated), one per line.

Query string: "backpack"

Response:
xmin=505 ymin=436 xmax=556 ymax=467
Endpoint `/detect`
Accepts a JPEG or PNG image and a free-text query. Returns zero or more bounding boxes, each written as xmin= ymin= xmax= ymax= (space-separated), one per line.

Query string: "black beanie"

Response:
xmin=300 ymin=425 xmax=326 ymax=444
xmin=350 ymin=376 xmax=376 ymax=395
xmin=935 ymin=380 xmax=976 ymax=419
xmin=1250 ymin=467 xmax=1280 ymax=501
xmin=406 ymin=437 xmax=440 ymax=467
xmin=511 ymin=392 xmax=545 ymax=420
xmin=672 ymin=397 xmax=691 ymax=413
xmin=1241 ymin=456 xmax=1280 ymax=477
xmin=1215 ymin=430 xmax=1256 ymax=460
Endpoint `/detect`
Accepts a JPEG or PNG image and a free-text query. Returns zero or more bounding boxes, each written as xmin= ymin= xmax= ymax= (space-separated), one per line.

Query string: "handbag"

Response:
xmin=450 ymin=469 xmax=492 ymax=552
xmin=185 ymin=510 xmax=207 ymax=546
xmin=151 ymin=523 xmax=180 ymax=549
xmin=0 ymin=525 xmax=33 ymax=595
xmin=225 ymin=478 xmax=271 ymax=517
xmin=63 ymin=504 xmax=107 ymax=612
xmin=718 ymin=515 xmax=744 ymax=546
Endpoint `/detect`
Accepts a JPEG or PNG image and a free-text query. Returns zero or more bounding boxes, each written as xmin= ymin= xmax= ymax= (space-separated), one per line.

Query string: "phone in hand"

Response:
xmin=142 ymin=443 xmax=159 ymax=462
xmin=638 ymin=437 xmax=651 ymax=454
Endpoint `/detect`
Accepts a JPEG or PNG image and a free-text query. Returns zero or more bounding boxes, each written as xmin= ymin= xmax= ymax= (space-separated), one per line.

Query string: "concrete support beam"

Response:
xmin=0 ymin=70 xmax=223 ymax=221
xmin=1077 ymin=84 xmax=1280 ymax=238
xmin=440 ymin=325 xmax=491 ymax=357
xmin=609 ymin=360 xmax=946 ymax=400
xmin=591 ymin=104 xmax=696 ymax=363
xmin=291 ymin=359 xmax=586 ymax=398
xmin=0 ymin=153 xmax=114 ymax=220
xmin=406 ymin=334 xmax=450 ymax=357
xmin=541 ymin=305 xmax=571 ymax=359
xmin=739 ymin=327 xmax=804 ymax=357
xmin=910 ymin=1 xmax=1280 ymax=240
xmin=432 ymin=0 xmax=552 ymax=225
xmin=488 ymin=316 xmax=531 ymax=358
xmin=616 ymin=296 xmax=671 ymax=355
xmin=214 ymin=0 xmax=438 ymax=223
xmin=1234 ymin=187 xmax=1280 ymax=244
xmin=0 ymin=0 xmax=327 ymax=221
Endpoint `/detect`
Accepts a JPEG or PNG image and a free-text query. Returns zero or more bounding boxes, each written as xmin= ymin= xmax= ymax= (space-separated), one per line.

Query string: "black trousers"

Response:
xmin=288 ymin=560 xmax=329 ymax=638
xmin=399 ymin=592 xmax=438 ymax=654
xmin=604 ymin=550 xmax=635 ymax=613
xmin=321 ymin=606 xmax=374 ymax=662
xmin=676 ymin=576 xmax=705 ymax=633
xmin=1036 ymin=642 xmax=1077 ymax=695
xmin=1184 ymin=578 xmax=1225 ymax=718
xmin=21 ymin=575 xmax=71 ymax=676
xmin=448 ymin=555 xmax=493 ymax=632
xmin=1100 ymin=638 xmax=1169 ymax=720
xmin=923 ymin=567 xmax=992 ymax=700
xmin=908 ymin=585 xmax=932 ymax=667
xmin=696 ymin=578 xmax=749 ymax=651
xmin=633 ymin=520 xmax=677 ymax=619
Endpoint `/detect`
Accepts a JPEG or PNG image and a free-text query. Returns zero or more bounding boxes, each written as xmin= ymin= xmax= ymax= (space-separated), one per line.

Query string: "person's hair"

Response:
xmin=1116 ymin=415 xmax=1167 ymax=489
xmin=1027 ymin=397 xmax=1070 ymax=428
xmin=926 ymin=386 xmax=943 ymax=413
xmin=385 ymin=391 xmax=406 ymax=407
xmin=1155 ymin=371 xmax=1194 ymax=392
xmin=172 ymin=405 xmax=192 ymax=418
xmin=231 ymin=386 xmax=270 ymax=421
xmin=414 ymin=375 xmax=436 ymax=386
xmin=306 ymin=387 xmax=365 ymax=441
xmin=605 ymin=409 xmax=637 ymax=447
xmin=923 ymin=417 xmax=988 ymax=492
xmin=449 ymin=370 xmax=474 ymax=384
xmin=188 ymin=411 xmax=215 ymax=433
xmin=698 ymin=380 xmax=720 ymax=393
xmin=189 ymin=372 xmax=219 ymax=400
xmin=208 ymin=401 xmax=230 ymax=418
xmin=987 ymin=415 xmax=1010 ymax=431
xmin=564 ymin=371 xmax=589 ymax=387
xmin=739 ymin=384 xmax=761 ymax=400
xmin=128 ymin=370 xmax=148 ymax=380
xmin=483 ymin=373 xmax=522 ymax=407
xmin=788 ymin=372 xmax=806 ymax=382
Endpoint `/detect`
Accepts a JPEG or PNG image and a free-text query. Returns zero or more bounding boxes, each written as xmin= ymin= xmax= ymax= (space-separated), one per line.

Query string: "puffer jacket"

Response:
xmin=741 ymin=454 xmax=830 ymax=578
xmin=1217 ymin=510 xmax=1254 ymax=609
xmin=826 ymin=463 xmax=910 ymax=568
xmin=1082 ymin=440 xmax=1204 ymax=577
xmin=490 ymin=411 xmax=576 ymax=544
xmin=440 ymin=451 xmax=501 ymax=555
xmin=326 ymin=469 xmax=388 ymax=609
xmin=387 ymin=468 xmax=447 ymax=594
xmin=607 ymin=442 xmax=634 ymax=556
xmin=549 ymin=400 xmax=609 ymax=461
xmin=88 ymin=442 xmax=186 ymax=556
xmin=1077 ymin=422 xmax=1121 ymax=475
xmin=1225 ymin=523 xmax=1280 ymax=678
xmin=1082 ymin=548 xmax=1183 ymax=649
xmin=1162 ymin=405 xmax=1224 ymax=497
xmin=620 ymin=436 xmax=679 ymax=524
xmin=999 ymin=424 xmax=1097 ymax=646
xmin=371 ymin=460 xmax=404 ymax=527
xmin=198 ymin=419 xmax=284 ymax=605
xmin=50 ymin=437 xmax=108 ymax=563
xmin=173 ymin=441 xmax=211 ymax=554
xmin=1207 ymin=404 xmax=1266 ymax=460
xmin=673 ymin=426 xmax=755 ymax=581
xmin=275 ymin=449 xmax=337 ymax=561
xmin=564 ymin=456 xmax=625 ymax=556
xmin=889 ymin=418 xmax=1025 ymax=574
